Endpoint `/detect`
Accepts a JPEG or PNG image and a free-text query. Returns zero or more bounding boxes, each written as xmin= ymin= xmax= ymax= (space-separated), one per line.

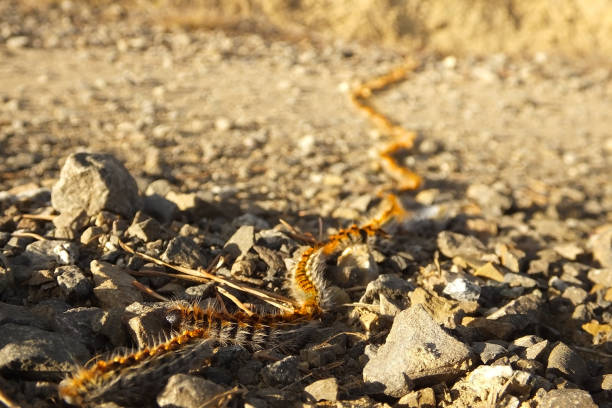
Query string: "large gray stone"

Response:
xmin=363 ymin=305 xmax=473 ymax=397
xmin=52 ymin=153 xmax=142 ymax=218
xmin=0 ymin=323 xmax=89 ymax=380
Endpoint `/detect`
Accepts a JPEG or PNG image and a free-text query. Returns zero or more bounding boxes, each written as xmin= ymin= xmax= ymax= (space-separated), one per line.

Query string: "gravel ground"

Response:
xmin=1 ymin=2 xmax=611 ymax=407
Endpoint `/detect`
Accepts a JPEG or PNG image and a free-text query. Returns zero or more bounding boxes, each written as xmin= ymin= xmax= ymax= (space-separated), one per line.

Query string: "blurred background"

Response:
xmin=13 ymin=0 xmax=612 ymax=59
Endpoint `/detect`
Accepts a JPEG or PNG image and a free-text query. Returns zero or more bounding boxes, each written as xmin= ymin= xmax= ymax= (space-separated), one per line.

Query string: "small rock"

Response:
xmin=495 ymin=243 xmax=525 ymax=273
xmin=472 ymin=342 xmax=507 ymax=364
xmin=55 ymin=265 xmax=92 ymax=301
xmin=161 ymin=236 xmax=207 ymax=269
xmin=443 ymin=277 xmax=481 ymax=301
xmin=437 ymin=231 xmax=488 ymax=259
xmin=126 ymin=211 xmax=162 ymax=242
xmin=6 ymin=36 xmax=30 ymax=49
xmin=143 ymin=194 xmax=177 ymax=223
xmin=487 ymin=290 xmax=543 ymax=332
xmin=214 ymin=117 xmax=232 ymax=132
xmin=587 ymin=268 xmax=612 ymax=287
xmin=359 ymin=274 xmax=413 ymax=304
xmin=396 ymin=387 xmax=436 ymax=408
xmin=53 ymin=210 xmax=89 ymax=239
xmin=334 ymin=244 xmax=379 ymax=286
xmin=51 ymin=153 xmax=142 ymax=218
xmin=304 ymin=378 xmax=338 ymax=401
xmin=91 ymin=260 xmax=142 ymax=310
xmin=363 ymin=305 xmax=473 ymax=397
xmin=23 ymin=240 xmax=78 ymax=270
xmin=124 ymin=302 xmax=171 ymax=348
xmin=546 ymin=342 xmax=589 ymax=385
xmin=554 ymin=243 xmax=583 ymax=260
xmin=561 ymin=286 xmax=588 ymax=305
xmin=524 ymin=340 xmax=549 ymax=361
xmin=80 ymin=226 xmax=105 ymax=245
xmin=466 ymin=184 xmax=513 ymax=215
xmin=601 ymin=374 xmax=612 ymax=390
xmin=472 ymin=262 xmax=505 ymax=282
xmin=157 ymin=374 xmax=226 ymax=408
xmin=538 ymin=389 xmax=597 ymax=408
xmin=262 ymin=356 xmax=299 ymax=385
xmin=224 ymin=225 xmax=254 ymax=259
xmin=589 ymin=226 xmax=612 ymax=268
xmin=504 ymin=272 xmax=538 ymax=288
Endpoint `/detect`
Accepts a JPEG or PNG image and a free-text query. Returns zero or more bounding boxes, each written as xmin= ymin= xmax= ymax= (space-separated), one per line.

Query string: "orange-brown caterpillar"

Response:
xmin=351 ymin=59 xmax=422 ymax=191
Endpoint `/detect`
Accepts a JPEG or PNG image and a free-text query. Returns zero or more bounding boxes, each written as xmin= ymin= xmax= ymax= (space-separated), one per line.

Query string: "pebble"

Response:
xmin=495 ymin=243 xmax=525 ymax=273
xmin=161 ymin=236 xmax=208 ymax=269
xmin=553 ymin=243 xmax=583 ymax=260
xmin=55 ymin=265 xmax=92 ymax=301
xmin=472 ymin=341 xmax=507 ymax=364
xmin=537 ymin=389 xmax=597 ymax=408
xmin=561 ymin=286 xmax=588 ymax=305
xmin=126 ymin=211 xmax=162 ymax=242
xmin=52 ymin=210 xmax=89 ymax=240
xmin=362 ymin=305 xmax=473 ymax=397
xmin=143 ymin=193 xmax=178 ymax=223
xmin=359 ymin=274 xmax=413 ymax=304
xmin=23 ymin=240 xmax=78 ymax=270
xmin=90 ymin=260 xmax=143 ymax=310
xmin=487 ymin=290 xmax=543 ymax=332
xmin=51 ymin=153 xmax=142 ymax=218
xmin=396 ymin=387 xmax=436 ymax=408
xmin=466 ymin=183 xmax=513 ymax=215
xmin=472 ymin=262 xmax=505 ymax=282
xmin=157 ymin=374 xmax=226 ymax=408
xmin=443 ymin=277 xmax=481 ymax=301
xmin=334 ymin=244 xmax=379 ymax=286
xmin=587 ymin=268 xmax=612 ymax=287
xmin=304 ymin=378 xmax=338 ymax=401
xmin=261 ymin=356 xmax=299 ymax=385
xmin=6 ymin=36 xmax=30 ymax=49
xmin=437 ymin=231 xmax=488 ymax=259
xmin=589 ymin=225 xmax=612 ymax=268
xmin=223 ymin=225 xmax=254 ymax=259
xmin=124 ymin=302 xmax=171 ymax=348
xmin=546 ymin=342 xmax=589 ymax=386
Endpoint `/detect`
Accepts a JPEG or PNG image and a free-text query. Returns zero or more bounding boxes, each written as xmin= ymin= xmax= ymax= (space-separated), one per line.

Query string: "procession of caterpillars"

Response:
xmin=58 ymin=60 xmax=422 ymax=407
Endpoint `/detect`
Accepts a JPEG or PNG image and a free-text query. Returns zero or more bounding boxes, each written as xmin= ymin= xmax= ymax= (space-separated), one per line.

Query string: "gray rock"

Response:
xmin=538 ymin=389 xmax=597 ymax=408
xmin=546 ymin=342 xmax=589 ymax=386
xmin=184 ymin=283 xmax=216 ymax=299
xmin=363 ymin=305 xmax=473 ymax=397
xmin=587 ymin=268 xmax=612 ymax=287
xmin=466 ymin=183 xmax=513 ymax=216
xmin=0 ymin=302 xmax=49 ymax=330
xmin=52 ymin=210 xmax=89 ymax=239
xmin=157 ymin=374 xmax=226 ymax=408
xmin=91 ymin=260 xmax=142 ymax=310
xmin=54 ymin=306 xmax=125 ymax=348
xmin=437 ymin=231 xmax=488 ymax=259
xmin=161 ymin=236 xmax=207 ymax=269
xmin=224 ymin=225 xmax=254 ymax=259
xmin=561 ymin=285 xmax=588 ymax=305
xmin=487 ymin=290 xmax=543 ymax=331
xmin=359 ymin=274 xmax=413 ymax=304
xmin=124 ymin=302 xmax=171 ymax=348
xmin=51 ymin=153 xmax=142 ymax=218
xmin=55 ymin=265 xmax=92 ymax=301
xmin=443 ymin=277 xmax=481 ymax=301
xmin=589 ymin=225 xmax=612 ymax=268
xmin=334 ymin=244 xmax=379 ymax=286
xmin=262 ymin=356 xmax=299 ymax=385
xmin=304 ymin=377 xmax=338 ymax=401
xmin=0 ymin=323 xmax=89 ymax=379
xmin=143 ymin=193 xmax=177 ymax=223
xmin=23 ymin=240 xmax=78 ymax=270
xmin=126 ymin=211 xmax=162 ymax=242
xmin=472 ymin=341 xmax=507 ymax=364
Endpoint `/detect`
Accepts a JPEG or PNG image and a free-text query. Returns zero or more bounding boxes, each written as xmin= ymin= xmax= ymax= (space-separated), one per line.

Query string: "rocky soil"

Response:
xmin=1 ymin=1 xmax=611 ymax=407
